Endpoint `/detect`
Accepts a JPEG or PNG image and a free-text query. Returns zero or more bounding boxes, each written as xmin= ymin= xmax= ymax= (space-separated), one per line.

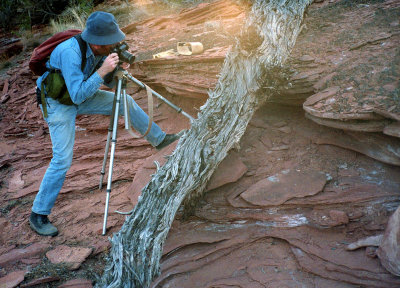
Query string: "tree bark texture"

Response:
xmin=97 ymin=0 xmax=313 ymax=287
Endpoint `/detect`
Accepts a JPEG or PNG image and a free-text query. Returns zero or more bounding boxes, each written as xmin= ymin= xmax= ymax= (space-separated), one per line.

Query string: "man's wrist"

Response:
xmin=97 ymin=67 xmax=107 ymax=78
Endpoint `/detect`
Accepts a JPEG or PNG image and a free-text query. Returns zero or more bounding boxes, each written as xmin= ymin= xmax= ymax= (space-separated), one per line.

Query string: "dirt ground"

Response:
xmin=0 ymin=0 xmax=399 ymax=287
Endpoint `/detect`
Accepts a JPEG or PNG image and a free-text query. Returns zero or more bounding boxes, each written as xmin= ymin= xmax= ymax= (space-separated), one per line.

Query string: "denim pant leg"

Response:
xmin=77 ymin=89 xmax=165 ymax=146
xmin=32 ymin=98 xmax=77 ymax=215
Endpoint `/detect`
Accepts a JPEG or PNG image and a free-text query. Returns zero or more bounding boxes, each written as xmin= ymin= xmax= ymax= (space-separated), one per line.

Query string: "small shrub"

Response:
xmin=0 ymin=0 xmax=95 ymax=31
xmin=50 ymin=6 xmax=89 ymax=33
xmin=94 ymin=1 xmax=149 ymax=27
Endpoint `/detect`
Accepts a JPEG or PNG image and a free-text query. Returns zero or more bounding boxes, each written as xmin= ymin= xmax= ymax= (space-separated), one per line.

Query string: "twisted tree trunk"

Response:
xmin=97 ymin=0 xmax=313 ymax=287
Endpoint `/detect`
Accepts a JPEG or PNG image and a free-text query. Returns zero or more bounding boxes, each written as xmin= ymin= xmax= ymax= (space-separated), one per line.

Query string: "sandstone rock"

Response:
xmin=299 ymin=55 xmax=315 ymax=62
xmin=269 ymin=68 xmax=325 ymax=106
xmin=241 ymin=169 xmax=327 ymax=206
xmin=295 ymin=2 xmax=400 ymax=137
xmin=305 ymin=113 xmax=389 ymax=132
xmin=206 ymin=151 xmax=247 ymax=191
xmin=95 ymin=219 xmax=119 ymax=235
xmin=329 ymin=210 xmax=349 ymax=226
xmin=7 ymin=170 xmax=25 ymax=193
xmin=58 ymin=279 xmax=93 ymax=288
xmin=46 ymin=246 xmax=92 ymax=270
xmin=158 ymin=218 xmax=400 ymax=288
xmin=270 ymin=145 xmax=289 ymax=151
xmin=383 ymin=121 xmax=400 ymax=138
xmin=91 ymin=239 xmax=112 ymax=256
xmin=20 ymin=276 xmax=60 ymax=288
xmin=390 ymin=20 xmax=399 ymax=27
xmin=314 ymin=130 xmax=400 ymax=166
xmin=278 ymin=226 xmax=400 ymax=287
xmin=304 ymin=87 xmax=383 ymax=121
xmin=260 ymin=134 xmax=272 ymax=148
xmin=249 ymin=118 xmax=270 ymax=129
xmin=374 ymin=108 xmax=400 ymax=122
xmin=277 ymin=126 xmax=291 ymax=134
xmin=0 ymin=270 xmax=25 ymax=288
xmin=309 ymin=209 xmax=349 ymax=227
xmin=290 ymin=245 xmax=398 ymax=288
xmin=377 ymin=206 xmax=400 ymax=276
xmin=346 ymin=235 xmax=383 ymax=251
xmin=20 ymin=258 xmax=41 ymax=265
xmin=0 ymin=243 xmax=49 ymax=267
xmin=0 ymin=39 xmax=23 ymax=59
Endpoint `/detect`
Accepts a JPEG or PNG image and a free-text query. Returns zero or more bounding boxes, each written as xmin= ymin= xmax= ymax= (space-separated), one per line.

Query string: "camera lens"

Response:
xmin=121 ymin=50 xmax=135 ymax=64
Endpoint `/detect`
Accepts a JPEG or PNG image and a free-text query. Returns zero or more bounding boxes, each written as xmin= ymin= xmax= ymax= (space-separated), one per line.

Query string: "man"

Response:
xmin=30 ymin=11 xmax=179 ymax=236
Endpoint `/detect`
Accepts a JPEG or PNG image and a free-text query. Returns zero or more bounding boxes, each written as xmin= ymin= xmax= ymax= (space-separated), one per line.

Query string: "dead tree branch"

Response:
xmin=97 ymin=0 xmax=313 ymax=287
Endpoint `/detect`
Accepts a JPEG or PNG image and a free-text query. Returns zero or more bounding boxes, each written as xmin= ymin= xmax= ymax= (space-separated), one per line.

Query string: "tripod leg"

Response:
xmin=123 ymin=89 xmax=129 ymax=130
xmin=103 ymin=78 xmax=123 ymax=235
xmin=99 ymin=90 xmax=118 ymax=189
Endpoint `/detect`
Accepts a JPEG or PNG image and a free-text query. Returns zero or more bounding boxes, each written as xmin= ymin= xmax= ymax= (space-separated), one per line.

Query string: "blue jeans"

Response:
xmin=32 ymin=90 xmax=165 ymax=215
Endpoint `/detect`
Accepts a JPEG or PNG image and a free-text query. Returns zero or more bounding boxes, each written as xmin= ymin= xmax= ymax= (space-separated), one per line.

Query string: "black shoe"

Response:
xmin=29 ymin=212 xmax=58 ymax=236
xmin=156 ymin=134 xmax=180 ymax=150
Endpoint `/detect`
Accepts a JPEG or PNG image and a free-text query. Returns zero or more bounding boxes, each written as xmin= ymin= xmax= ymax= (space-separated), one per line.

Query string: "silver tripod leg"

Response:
xmin=102 ymin=78 xmax=123 ymax=235
xmin=99 ymin=130 xmax=111 ymax=190
xmin=99 ymin=90 xmax=118 ymax=190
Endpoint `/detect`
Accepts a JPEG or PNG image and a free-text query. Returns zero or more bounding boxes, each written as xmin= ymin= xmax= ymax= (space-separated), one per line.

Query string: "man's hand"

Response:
xmin=120 ymin=62 xmax=130 ymax=70
xmin=97 ymin=53 xmax=119 ymax=78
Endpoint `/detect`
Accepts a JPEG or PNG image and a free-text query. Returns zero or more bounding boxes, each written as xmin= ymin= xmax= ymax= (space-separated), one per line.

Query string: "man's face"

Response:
xmin=91 ymin=43 xmax=117 ymax=56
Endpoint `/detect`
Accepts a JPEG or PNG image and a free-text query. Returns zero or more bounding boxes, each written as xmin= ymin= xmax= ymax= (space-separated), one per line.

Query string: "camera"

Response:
xmin=112 ymin=42 xmax=135 ymax=64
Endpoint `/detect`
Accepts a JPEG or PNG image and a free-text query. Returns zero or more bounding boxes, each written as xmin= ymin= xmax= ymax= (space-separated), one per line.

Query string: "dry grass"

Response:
xmin=50 ymin=6 xmax=88 ymax=33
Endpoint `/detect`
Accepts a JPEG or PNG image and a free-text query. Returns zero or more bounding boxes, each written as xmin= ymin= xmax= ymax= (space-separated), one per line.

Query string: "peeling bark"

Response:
xmin=97 ymin=0 xmax=313 ymax=287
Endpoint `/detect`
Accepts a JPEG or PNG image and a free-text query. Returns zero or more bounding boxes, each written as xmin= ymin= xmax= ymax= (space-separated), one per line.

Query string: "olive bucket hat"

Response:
xmin=81 ymin=11 xmax=125 ymax=45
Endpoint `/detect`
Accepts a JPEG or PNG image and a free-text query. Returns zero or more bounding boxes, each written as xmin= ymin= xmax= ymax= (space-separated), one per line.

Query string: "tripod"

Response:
xmin=99 ymin=68 xmax=194 ymax=235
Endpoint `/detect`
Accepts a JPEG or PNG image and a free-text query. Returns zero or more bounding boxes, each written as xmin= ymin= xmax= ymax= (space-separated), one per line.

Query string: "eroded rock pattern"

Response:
xmin=295 ymin=1 xmax=400 ymax=137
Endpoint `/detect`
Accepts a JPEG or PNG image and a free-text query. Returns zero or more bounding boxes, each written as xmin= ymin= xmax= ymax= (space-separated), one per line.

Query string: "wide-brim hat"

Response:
xmin=81 ymin=11 xmax=125 ymax=45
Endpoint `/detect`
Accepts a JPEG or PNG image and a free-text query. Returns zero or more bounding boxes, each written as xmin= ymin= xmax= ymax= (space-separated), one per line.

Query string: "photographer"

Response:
xmin=30 ymin=11 xmax=179 ymax=236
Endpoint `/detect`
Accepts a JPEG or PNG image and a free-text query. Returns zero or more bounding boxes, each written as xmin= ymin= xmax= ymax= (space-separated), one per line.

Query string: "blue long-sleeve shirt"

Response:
xmin=37 ymin=37 xmax=106 ymax=105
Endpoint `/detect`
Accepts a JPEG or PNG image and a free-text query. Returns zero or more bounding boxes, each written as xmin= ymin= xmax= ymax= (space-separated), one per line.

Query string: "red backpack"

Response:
xmin=29 ymin=29 xmax=85 ymax=75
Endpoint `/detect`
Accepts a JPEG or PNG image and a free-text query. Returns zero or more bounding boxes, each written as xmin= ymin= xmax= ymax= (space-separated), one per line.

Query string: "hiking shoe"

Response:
xmin=156 ymin=134 xmax=180 ymax=150
xmin=29 ymin=212 xmax=58 ymax=236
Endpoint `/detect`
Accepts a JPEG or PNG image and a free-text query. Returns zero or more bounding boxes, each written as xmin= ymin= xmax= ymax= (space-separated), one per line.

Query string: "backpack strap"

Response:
xmin=41 ymin=82 xmax=48 ymax=117
xmin=74 ymin=34 xmax=87 ymax=72
xmin=74 ymin=34 xmax=102 ymax=74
